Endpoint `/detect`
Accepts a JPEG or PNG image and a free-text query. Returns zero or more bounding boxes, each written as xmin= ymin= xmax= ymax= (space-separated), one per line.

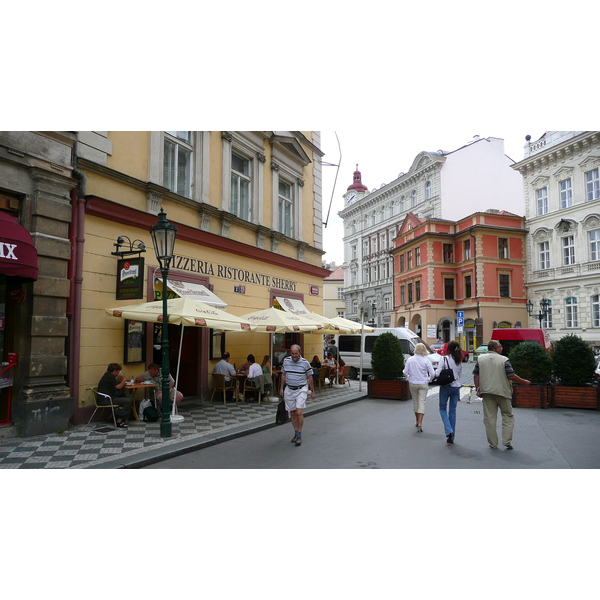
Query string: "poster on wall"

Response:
xmin=116 ymin=257 xmax=144 ymax=300
xmin=124 ymin=319 xmax=145 ymax=364
xmin=210 ymin=329 xmax=225 ymax=360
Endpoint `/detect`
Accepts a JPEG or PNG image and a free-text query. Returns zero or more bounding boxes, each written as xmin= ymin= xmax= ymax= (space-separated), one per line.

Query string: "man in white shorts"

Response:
xmin=279 ymin=344 xmax=315 ymax=446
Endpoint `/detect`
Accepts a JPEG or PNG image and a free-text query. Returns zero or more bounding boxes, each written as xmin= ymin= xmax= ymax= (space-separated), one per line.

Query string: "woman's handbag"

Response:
xmin=275 ymin=399 xmax=289 ymax=425
xmin=431 ymin=356 xmax=455 ymax=386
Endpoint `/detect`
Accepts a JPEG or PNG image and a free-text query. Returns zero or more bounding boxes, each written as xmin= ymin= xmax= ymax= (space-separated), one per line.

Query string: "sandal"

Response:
xmin=116 ymin=421 xmax=129 ymax=428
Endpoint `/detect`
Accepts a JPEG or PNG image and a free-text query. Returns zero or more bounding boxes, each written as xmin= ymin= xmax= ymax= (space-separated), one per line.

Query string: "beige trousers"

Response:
xmin=482 ymin=394 xmax=514 ymax=447
xmin=409 ymin=383 xmax=429 ymax=414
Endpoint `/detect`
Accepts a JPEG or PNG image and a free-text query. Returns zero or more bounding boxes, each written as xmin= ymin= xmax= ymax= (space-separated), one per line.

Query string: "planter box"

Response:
xmin=367 ymin=379 xmax=411 ymax=400
xmin=512 ymin=384 xmax=550 ymax=409
xmin=551 ymin=385 xmax=600 ymax=410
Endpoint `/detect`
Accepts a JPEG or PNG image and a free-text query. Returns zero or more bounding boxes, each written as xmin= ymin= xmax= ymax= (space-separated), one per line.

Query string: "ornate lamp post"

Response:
xmin=526 ymin=297 xmax=550 ymax=328
xmin=149 ymin=209 xmax=178 ymax=438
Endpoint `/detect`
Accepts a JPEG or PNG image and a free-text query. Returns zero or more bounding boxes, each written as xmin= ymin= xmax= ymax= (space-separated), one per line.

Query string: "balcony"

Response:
xmin=529 ymin=261 xmax=600 ymax=282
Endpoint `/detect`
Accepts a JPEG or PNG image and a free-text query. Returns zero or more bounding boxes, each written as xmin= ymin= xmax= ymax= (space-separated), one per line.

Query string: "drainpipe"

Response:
xmin=68 ymin=135 xmax=86 ymax=422
xmin=470 ymin=228 xmax=481 ymax=348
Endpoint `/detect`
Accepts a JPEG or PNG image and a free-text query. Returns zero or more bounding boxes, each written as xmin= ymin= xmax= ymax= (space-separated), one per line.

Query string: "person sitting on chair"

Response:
xmin=97 ymin=362 xmax=132 ymax=428
xmin=261 ymin=354 xmax=273 ymax=399
xmin=244 ymin=354 xmax=263 ymax=401
xmin=310 ymin=355 xmax=322 ymax=379
xmin=135 ymin=363 xmax=183 ymax=408
xmin=324 ymin=352 xmax=338 ymax=384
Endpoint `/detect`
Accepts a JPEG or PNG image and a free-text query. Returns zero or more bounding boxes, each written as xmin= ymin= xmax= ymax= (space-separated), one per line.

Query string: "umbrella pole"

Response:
xmin=269 ymin=333 xmax=277 ymax=402
xmin=171 ymin=325 xmax=185 ymax=423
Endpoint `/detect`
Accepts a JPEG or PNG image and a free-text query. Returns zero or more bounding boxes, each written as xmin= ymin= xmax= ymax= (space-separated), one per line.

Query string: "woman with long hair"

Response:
xmin=435 ymin=341 xmax=463 ymax=444
xmin=403 ymin=343 xmax=435 ymax=432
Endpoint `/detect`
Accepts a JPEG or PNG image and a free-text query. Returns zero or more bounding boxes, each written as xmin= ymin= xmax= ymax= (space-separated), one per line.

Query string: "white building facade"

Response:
xmin=512 ymin=131 xmax=600 ymax=348
xmin=339 ymin=136 xmax=524 ymax=327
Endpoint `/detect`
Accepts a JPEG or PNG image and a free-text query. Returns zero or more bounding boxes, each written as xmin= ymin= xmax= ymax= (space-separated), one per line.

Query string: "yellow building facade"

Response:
xmin=73 ymin=131 xmax=329 ymax=423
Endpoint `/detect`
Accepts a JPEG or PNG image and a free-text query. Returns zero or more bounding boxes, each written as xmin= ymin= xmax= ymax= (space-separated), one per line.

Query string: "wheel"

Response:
xmin=349 ymin=367 xmax=358 ymax=380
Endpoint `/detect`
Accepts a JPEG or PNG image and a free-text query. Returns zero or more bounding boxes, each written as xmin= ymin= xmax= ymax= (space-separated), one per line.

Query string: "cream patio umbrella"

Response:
xmin=330 ymin=316 xmax=375 ymax=334
xmin=105 ymin=297 xmax=254 ymax=422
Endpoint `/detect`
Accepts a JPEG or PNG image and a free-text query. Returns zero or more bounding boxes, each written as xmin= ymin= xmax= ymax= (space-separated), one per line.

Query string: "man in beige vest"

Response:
xmin=473 ymin=340 xmax=530 ymax=449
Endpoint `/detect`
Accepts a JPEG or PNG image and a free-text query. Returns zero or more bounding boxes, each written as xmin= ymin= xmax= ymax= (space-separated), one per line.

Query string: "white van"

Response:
xmin=335 ymin=327 xmax=439 ymax=380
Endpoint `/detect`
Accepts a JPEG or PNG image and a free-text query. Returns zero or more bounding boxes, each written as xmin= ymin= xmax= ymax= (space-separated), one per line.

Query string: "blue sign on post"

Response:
xmin=457 ymin=311 xmax=464 ymax=327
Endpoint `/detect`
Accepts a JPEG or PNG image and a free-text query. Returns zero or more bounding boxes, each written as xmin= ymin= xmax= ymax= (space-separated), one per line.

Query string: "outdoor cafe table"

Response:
xmin=124 ymin=382 xmax=157 ymax=420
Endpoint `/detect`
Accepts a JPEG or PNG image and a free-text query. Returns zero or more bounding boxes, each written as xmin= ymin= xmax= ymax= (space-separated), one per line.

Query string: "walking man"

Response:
xmin=473 ymin=340 xmax=530 ymax=449
xmin=279 ymin=344 xmax=315 ymax=447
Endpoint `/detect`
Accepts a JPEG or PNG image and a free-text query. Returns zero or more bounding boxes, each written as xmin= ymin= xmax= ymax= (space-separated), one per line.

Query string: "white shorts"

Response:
xmin=284 ymin=385 xmax=307 ymax=412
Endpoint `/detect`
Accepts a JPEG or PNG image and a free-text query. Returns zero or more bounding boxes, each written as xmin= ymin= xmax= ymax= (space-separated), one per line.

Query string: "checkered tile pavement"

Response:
xmin=0 ymin=383 xmax=362 ymax=469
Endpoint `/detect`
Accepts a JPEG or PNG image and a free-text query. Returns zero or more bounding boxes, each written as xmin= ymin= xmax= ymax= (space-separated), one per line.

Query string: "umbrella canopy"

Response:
xmin=105 ymin=297 xmax=254 ymax=331
xmin=330 ymin=316 xmax=375 ymax=334
xmin=239 ymin=306 xmax=320 ymax=333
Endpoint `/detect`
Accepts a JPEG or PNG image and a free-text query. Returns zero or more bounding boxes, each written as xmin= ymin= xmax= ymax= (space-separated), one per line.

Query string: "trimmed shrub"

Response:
xmin=551 ymin=334 xmax=596 ymax=386
xmin=508 ymin=342 xmax=552 ymax=384
xmin=371 ymin=332 xmax=405 ymax=379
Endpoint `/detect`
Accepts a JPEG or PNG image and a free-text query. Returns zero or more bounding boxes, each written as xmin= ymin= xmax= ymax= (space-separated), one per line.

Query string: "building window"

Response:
xmin=499 ymin=274 xmax=510 ymax=297
xmin=407 ymin=250 xmax=413 ymax=269
xmin=337 ymin=287 xmax=344 ymax=300
xmin=538 ymin=241 xmax=550 ymax=269
xmin=443 ymin=244 xmax=453 ymax=263
xmin=415 ymin=246 xmax=421 ymax=265
xmin=352 ymin=245 xmax=357 ymax=260
xmin=363 ymin=241 xmax=369 ymax=256
xmin=560 ymin=178 xmax=573 ymax=209
xmin=586 ymin=168 xmax=600 ymax=202
xmin=352 ymin=300 xmax=358 ymax=313
xmin=565 ymin=297 xmax=578 ymax=328
xmin=407 ymin=282 xmax=413 ymax=303
xmin=415 ymin=280 xmax=421 ymax=301
xmin=400 ymin=196 xmax=405 ymax=211
xmin=464 ymin=239 xmax=471 ymax=260
xmin=400 ymin=285 xmax=405 ymax=305
xmin=384 ymin=296 xmax=391 ymax=310
xmin=592 ymin=295 xmax=600 ymax=327
xmin=444 ymin=278 xmax=455 ymax=300
xmin=589 ymin=230 xmax=600 ymax=261
xmin=498 ymin=238 xmax=509 ymax=259
xmin=411 ymin=190 xmax=417 ymax=207
xmin=425 ymin=181 xmax=432 ymax=200
xmin=164 ymin=131 xmax=192 ymax=197
xmin=337 ymin=310 xmax=345 ymax=318
xmin=464 ymin=274 xmax=472 ymax=299
xmin=231 ymin=152 xmax=251 ymax=220
xmin=399 ymin=255 xmax=405 ymax=272
xmin=278 ymin=180 xmax=293 ymax=236
xmin=536 ymin=187 xmax=548 ymax=215
xmin=562 ymin=235 xmax=575 ymax=265
xmin=542 ymin=300 xmax=553 ymax=328
xmin=352 ymin=221 xmax=357 ymax=235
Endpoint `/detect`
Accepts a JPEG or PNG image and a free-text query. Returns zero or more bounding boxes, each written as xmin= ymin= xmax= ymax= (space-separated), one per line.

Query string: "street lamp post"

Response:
xmin=526 ymin=297 xmax=550 ymax=328
xmin=150 ymin=209 xmax=178 ymax=438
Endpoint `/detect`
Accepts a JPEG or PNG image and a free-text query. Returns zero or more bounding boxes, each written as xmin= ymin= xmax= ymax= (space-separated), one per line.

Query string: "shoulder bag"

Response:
xmin=431 ymin=356 xmax=455 ymax=386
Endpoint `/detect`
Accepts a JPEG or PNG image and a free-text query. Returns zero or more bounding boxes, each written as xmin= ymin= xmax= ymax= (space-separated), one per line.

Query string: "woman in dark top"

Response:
xmin=310 ymin=355 xmax=322 ymax=378
xmin=97 ymin=363 xmax=131 ymax=428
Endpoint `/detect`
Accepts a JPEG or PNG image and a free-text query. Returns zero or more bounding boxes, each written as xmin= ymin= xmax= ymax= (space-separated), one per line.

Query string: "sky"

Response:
xmin=319 ymin=128 xmax=533 ymax=266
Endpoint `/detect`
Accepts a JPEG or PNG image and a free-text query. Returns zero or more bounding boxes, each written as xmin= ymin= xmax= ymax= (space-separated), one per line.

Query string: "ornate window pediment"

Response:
xmin=555 ymin=218 xmax=577 ymax=233
xmin=531 ymin=175 xmax=549 ymax=188
xmin=532 ymin=227 xmax=552 ymax=242
xmin=579 ymin=156 xmax=600 ymax=171
xmin=582 ymin=214 xmax=600 ymax=230
xmin=553 ymin=166 xmax=574 ymax=180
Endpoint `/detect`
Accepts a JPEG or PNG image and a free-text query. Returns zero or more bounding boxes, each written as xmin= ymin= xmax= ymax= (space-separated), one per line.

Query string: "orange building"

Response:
xmin=391 ymin=210 xmax=527 ymax=352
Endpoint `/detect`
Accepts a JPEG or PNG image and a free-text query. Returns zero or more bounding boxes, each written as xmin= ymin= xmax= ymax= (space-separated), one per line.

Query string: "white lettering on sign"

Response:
xmin=0 ymin=243 xmax=18 ymax=260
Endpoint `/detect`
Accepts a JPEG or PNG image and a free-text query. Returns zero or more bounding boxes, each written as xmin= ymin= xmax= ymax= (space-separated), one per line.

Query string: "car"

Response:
xmin=437 ymin=342 xmax=470 ymax=362
xmin=430 ymin=343 xmax=444 ymax=354
xmin=473 ymin=345 xmax=489 ymax=361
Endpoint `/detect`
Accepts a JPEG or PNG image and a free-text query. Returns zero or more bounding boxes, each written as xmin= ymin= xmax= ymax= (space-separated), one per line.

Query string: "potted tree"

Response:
xmin=508 ymin=342 xmax=553 ymax=408
xmin=367 ymin=332 xmax=409 ymax=400
xmin=551 ymin=334 xmax=599 ymax=409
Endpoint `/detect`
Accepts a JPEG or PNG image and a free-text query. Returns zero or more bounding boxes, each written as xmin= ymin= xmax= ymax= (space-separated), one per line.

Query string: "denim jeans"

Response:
xmin=439 ymin=385 xmax=460 ymax=436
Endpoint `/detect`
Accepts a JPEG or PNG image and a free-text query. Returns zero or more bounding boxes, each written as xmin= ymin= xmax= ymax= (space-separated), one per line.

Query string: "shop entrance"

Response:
xmin=152 ymin=323 xmax=203 ymax=397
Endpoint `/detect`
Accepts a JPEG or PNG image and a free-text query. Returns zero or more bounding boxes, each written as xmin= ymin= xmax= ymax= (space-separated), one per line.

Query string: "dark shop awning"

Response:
xmin=0 ymin=212 xmax=38 ymax=281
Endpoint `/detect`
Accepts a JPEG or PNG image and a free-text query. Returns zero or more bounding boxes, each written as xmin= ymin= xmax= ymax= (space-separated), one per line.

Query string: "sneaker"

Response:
xmin=294 ymin=437 xmax=302 ymax=446
xmin=446 ymin=433 xmax=454 ymax=444
xmin=116 ymin=421 xmax=129 ymax=429
xmin=505 ymin=443 xmax=514 ymax=450
xmin=488 ymin=443 xmax=497 ymax=449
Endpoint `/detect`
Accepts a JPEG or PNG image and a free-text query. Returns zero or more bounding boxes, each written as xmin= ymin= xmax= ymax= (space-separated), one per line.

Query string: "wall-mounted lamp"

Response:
xmin=111 ymin=235 xmax=147 ymax=258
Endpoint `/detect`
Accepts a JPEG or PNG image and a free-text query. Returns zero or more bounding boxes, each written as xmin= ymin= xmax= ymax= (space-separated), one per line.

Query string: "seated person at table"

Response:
xmin=135 ymin=362 xmax=183 ymax=408
xmin=243 ymin=354 xmax=264 ymax=401
xmin=310 ymin=355 xmax=322 ymax=378
xmin=337 ymin=357 xmax=346 ymax=384
xmin=97 ymin=362 xmax=131 ymax=428
xmin=325 ymin=352 xmax=338 ymax=383
xmin=261 ymin=355 xmax=273 ymax=397
xmin=214 ymin=351 xmax=236 ymax=382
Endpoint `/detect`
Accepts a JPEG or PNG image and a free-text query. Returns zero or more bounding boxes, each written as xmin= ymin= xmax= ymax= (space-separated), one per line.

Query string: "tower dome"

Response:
xmin=347 ymin=164 xmax=368 ymax=192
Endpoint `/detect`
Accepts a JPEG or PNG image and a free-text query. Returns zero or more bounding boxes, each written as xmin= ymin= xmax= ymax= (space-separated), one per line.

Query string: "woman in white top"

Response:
xmin=403 ymin=343 xmax=435 ymax=432
xmin=434 ymin=341 xmax=463 ymax=444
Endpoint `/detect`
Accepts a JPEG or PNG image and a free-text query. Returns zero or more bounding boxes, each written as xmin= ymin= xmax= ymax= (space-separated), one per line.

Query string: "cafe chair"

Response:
xmin=316 ymin=366 xmax=328 ymax=391
xmin=339 ymin=365 xmax=351 ymax=388
xmin=210 ymin=373 xmax=237 ymax=405
xmin=87 ymin=386 xmax=118 ymax=427
xmin=243 ymin=375 xmax=263 ymax=403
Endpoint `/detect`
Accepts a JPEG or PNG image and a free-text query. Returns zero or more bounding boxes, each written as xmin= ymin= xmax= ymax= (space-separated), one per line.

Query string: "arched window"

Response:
xmin=400 ymin=196 xmax=405 ymax=211
xmin=425 ymin=180 xmax=432 ymax=200
xmin=565 ymin=297 xmax=578 ymax=328
xmin=411 ymin=190 xmax=417 ymax=207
